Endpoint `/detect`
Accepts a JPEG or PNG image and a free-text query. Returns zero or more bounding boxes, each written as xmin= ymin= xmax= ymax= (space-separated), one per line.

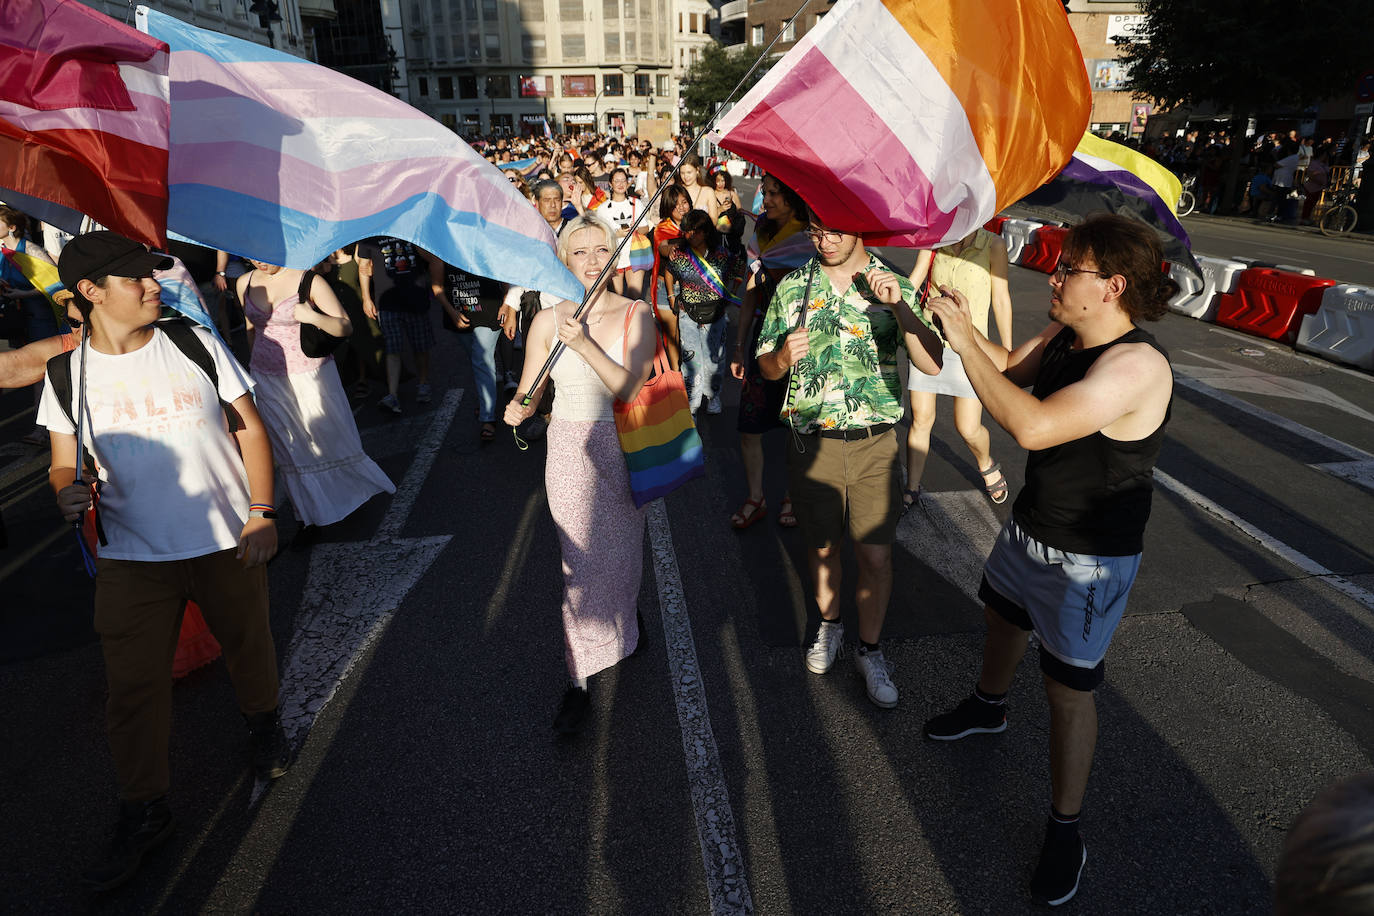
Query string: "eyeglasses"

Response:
xmin=1053 ymin=262 xmax=1107 ymax=281
xmin=805 ymin=227 xmax=844 ymax=244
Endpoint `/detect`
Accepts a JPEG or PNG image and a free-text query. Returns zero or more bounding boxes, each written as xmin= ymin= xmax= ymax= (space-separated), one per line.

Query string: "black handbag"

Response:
xmin=297 ymin=269 xmax=346 ymax=358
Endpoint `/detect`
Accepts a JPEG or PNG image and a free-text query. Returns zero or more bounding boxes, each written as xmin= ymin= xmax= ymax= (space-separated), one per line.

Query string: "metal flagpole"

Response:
xmin=514 ymin=0 xmax=816 ymax=414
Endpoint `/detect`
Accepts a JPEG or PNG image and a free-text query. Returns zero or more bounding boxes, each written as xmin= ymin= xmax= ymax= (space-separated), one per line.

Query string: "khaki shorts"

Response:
xmin=787 ymin=427 xmax=901 ymax=548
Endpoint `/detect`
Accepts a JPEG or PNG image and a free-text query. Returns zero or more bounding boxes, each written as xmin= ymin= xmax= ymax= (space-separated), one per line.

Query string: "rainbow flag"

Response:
xmin=625 ymin=231 xmax=654 ymax=272
xmin=716 ymin=0 xmax=1090 ymax=248
xmin=0 ymin=0 xmax=170 ymax=246
xmin=746 ymin=218 xmax=813 ymax=279
xmin=135 ymin=7 xmax=582 ymax=301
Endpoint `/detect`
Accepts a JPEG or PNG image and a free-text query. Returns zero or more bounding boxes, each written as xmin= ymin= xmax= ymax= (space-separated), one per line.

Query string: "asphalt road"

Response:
xmin=2 ymin=207 xmax=1373 ymax=914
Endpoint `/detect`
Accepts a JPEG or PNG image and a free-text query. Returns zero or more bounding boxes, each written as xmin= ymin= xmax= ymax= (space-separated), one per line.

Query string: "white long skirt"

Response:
xmin=253 ymin=362 xmax=396 ymax=526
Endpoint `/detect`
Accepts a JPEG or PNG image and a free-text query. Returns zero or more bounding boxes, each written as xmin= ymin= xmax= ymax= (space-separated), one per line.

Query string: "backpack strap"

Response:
xmin=158 ymin=319 xmax=238 ymax=432
xmin=297 ymin=269 xmax=315 ymax=307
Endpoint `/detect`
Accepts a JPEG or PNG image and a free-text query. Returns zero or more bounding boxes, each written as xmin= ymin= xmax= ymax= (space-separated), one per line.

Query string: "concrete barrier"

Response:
xmin=1215 ymin=268 xmax=1337 ymax=344
xmin=1168 ymin=256 xmax=1247 ymax=321
xmin=1296 ymin=284 xmax=1374 ymax=370
xmin=1001 ymin=218 xmax=1039 ymax=265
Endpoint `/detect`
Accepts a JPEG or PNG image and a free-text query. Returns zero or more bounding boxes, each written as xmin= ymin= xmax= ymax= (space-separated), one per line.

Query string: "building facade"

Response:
xmin=81 ymin=0 xmax=326 ymax=59
xmin=1065 ymin=0 xmax=1147 ymax=136
xmin=743 ymin=0 xmax=832 ymax=60
xmin=401 ymin=0 xmax=676 ymax=137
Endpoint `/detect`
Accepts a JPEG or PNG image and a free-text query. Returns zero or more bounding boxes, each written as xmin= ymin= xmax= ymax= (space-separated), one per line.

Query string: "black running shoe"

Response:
xmin=246 ymin=708 xmax=291 ymax=781
xmin=1030 ymin=823 xmax=1087 ymax=907
xmin=923 ymin=694 xmax=1008 ymax=741
xmin=553 ymin=685 xmax=590 ymax=735
xmin=81 ymin=797 xmax=175 ymax=891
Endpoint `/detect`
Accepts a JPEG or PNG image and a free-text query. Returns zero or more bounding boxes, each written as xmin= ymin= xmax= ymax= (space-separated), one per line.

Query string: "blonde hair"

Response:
xmin=556 ymin=214 xmax=617 ymax=265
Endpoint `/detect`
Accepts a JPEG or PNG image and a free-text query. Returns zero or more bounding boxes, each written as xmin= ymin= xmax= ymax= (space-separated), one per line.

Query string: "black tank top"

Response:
xmin=1012 ymin=326 xmax=1171 ymax=556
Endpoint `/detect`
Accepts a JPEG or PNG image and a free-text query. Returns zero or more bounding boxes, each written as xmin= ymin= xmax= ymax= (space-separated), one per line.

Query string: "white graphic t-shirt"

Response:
xmin=38 ymin=326 xmax=256 ymax=562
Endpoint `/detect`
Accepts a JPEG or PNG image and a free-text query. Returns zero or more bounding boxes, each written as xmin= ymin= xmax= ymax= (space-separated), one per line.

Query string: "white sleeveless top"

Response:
xmin=548 ymin=302 xmax=642 ymax=422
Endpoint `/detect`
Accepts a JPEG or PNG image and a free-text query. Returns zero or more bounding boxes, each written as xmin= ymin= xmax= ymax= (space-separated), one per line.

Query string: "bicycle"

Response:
xmin=1318 ymin=186 xmax=1358 ymax=237
xmin=1176 ymin=174 xmax=1197 ymax=217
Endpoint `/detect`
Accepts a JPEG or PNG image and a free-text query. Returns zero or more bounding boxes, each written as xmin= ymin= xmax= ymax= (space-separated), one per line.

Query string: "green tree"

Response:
xmin=680 ymin=43 xmax=773 ymax=129
xmin=1115 ymin=0 xmax=1374 ymax=208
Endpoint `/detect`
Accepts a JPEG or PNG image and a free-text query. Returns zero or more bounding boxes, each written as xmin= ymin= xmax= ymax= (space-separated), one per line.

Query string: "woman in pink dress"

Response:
xmin=237 ymin=262 xmax=395 ymax=544
xmin=504 ymin=214 xmax=657 ymax=735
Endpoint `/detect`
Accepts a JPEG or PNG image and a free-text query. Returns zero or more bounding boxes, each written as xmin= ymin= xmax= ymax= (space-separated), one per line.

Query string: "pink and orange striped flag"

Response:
xmin=716 ymin=0 xmax=1090 ymax=248
xmin=0 ymin=0 xmax=170 ymax=246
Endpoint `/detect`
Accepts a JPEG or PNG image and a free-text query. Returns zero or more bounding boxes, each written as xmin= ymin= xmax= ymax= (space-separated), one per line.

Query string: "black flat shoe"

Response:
xmin=552 ymin=685 xmax=590 ymax=735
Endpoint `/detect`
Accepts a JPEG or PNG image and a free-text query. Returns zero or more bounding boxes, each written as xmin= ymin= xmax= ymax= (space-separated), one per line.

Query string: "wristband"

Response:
xmin=216 ymin=270 xmax=227 ymax=277
xmin=248 ymin=503 xmax=277 ymax=520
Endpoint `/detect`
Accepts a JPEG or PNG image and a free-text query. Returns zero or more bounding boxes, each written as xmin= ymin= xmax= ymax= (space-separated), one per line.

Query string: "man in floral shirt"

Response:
xmin=757 ymin=218 xmax=943 ymax=707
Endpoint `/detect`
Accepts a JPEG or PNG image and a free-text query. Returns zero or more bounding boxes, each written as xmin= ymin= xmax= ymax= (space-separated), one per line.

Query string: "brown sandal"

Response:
xmin=731 ymin=498 xmax=767 ymax=530
xmin=979 ymin=462 xmax=1008 ymax=504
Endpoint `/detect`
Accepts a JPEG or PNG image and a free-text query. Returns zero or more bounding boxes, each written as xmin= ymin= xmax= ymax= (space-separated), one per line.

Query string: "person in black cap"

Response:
xmin=39 ymin=231 xmax=291 ymax=891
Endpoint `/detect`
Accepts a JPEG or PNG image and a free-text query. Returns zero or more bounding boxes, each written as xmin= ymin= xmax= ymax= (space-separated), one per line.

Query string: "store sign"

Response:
xmin=520 ymin=113 xmax=547 ymax=124
xmin=1088 ymin=58 xmax=1131 ymax=91
xmin=1106 ymin=14 xmax=1147 ymax=41
xmin=564 ymin=113 xmax=595 ymax=125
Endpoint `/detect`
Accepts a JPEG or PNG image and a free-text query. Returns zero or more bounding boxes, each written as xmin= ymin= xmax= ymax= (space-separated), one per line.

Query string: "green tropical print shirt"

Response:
xmin=755 ymin=253 xmax=933 ymax=434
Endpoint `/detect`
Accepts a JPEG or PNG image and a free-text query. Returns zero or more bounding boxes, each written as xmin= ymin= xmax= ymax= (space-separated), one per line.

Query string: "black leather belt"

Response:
xmin=809 ymin=422 xmax=894 ymax=441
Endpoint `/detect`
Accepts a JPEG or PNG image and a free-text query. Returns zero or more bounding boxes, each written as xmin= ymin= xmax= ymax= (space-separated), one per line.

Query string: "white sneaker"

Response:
xmin=805 ymin=620 xmax=844 ymax=674
xmin=854 ymin=647 xmax=898 ymax=708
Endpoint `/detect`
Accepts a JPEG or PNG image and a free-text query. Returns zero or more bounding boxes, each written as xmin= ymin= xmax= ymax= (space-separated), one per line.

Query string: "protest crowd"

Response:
xmin=3 ymin=112 xmax=1365 ymax=912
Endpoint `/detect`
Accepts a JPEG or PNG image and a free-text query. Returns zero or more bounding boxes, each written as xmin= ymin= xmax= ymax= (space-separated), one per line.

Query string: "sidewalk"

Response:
xmin=1183 ymin=208 xmax=1374 ymax=244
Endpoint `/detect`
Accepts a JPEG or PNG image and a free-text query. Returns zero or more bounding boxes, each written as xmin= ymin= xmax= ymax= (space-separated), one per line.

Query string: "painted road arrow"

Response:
xmin=260 ymin=389 xmax=462 ymax=801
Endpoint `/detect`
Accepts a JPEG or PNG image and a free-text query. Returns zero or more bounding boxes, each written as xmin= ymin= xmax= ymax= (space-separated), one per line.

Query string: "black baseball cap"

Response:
xmin=58 ymin=231 xmax=173 ymax=295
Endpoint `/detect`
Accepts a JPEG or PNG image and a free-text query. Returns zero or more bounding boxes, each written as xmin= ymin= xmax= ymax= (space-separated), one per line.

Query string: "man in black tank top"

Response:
xmin=922 ymin=214 xmax=1178 ymax=907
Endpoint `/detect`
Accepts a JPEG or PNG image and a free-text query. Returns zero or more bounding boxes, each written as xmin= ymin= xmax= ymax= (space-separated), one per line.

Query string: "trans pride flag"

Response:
xmin=716 ymin=0 xmax=1090 ymax=249
xmin=0 ymin=0 xmax=170 ymax=246
xmin=136 ymin=7 xmax=582 ymax=301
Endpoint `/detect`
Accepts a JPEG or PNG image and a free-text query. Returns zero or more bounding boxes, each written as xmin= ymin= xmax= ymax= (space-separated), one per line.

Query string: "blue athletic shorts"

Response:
xmin=979 ymin=518 xmax=1141 ymax=691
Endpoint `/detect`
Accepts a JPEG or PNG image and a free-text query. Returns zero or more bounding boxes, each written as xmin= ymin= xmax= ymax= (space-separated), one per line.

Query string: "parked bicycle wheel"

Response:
xmin=1177 ymin=190 xmax=1196 ymax=217
xmin=1319 ymin=204 xmax=1358 ymax=237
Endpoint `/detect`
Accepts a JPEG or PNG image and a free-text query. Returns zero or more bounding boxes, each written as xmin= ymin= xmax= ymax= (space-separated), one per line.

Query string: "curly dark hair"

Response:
xmin=1060 ymin=213 xmax=1179 ymax=322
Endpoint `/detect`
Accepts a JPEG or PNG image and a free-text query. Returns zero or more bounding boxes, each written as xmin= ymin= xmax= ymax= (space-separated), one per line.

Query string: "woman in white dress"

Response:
xmin=237 ymin=262 xmax=396 ymax=543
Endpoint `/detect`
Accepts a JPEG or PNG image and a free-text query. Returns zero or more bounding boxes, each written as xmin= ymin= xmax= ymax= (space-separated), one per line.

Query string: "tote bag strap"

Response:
xmin=620 ymin=299 xmax=668 ymax=378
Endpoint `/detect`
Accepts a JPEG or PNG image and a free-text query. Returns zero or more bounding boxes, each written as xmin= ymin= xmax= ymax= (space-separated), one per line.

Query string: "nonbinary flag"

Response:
xmin=716 ymin=0 xmax=1090 ymax=249
xmin=1019 ymin=132 xmax=1198 ymax=272
xmin=0 ymin=0 xmax=170 ymax=246
xmin=136 ymin=7 xmax=582 ymax=300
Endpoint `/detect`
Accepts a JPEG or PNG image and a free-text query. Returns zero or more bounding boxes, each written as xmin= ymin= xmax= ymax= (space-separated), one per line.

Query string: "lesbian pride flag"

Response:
xmin=136 ymin=7 xmax=581 ymax=301
xmin=716 ymin=0 xmax=1089 ymax=249
xmin=0 ymin=0 xmax=170 ymax=246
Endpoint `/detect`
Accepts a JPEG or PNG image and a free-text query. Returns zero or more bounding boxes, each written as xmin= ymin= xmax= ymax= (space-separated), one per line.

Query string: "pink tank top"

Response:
xmin=243 ymin=281 xmax=329 ymax=376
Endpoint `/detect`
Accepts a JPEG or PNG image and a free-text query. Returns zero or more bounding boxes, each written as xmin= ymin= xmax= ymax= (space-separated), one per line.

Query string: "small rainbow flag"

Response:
xmin=625 ymin=231 xmax=654 ymax=272
xmin=716 ymin=0 xmax=1090 ymax=248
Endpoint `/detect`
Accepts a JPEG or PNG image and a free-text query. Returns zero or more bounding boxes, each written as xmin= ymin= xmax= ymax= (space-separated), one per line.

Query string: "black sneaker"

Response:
xmin=245 ymin=708 xmax=291 ymax=780
xmin=1030 ymin=821 xmax=1087 ymax=907
xmin=923 ymin=694 xmax=1008 ymax=741
xmin=553 ymin=685 xmax=590 ymax=735
xmin=81 ymin=797 xmax=175 ymax=891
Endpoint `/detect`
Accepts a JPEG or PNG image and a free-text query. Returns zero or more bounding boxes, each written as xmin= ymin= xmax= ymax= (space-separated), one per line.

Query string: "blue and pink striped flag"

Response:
xmin=716 ymin=0 xmax=1090 ymax=249
xmin=135 ymin=7 xmax=581 ymax=301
